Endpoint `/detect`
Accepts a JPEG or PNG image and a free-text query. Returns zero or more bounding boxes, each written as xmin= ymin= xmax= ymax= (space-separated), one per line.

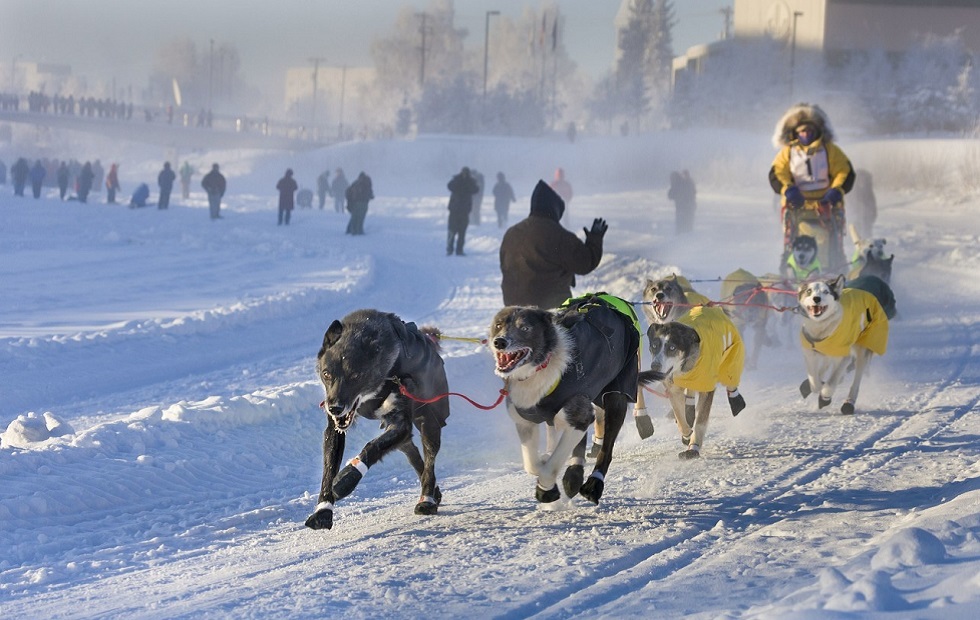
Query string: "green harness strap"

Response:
xmin=560 ymin=292 xmax=641 ymax=336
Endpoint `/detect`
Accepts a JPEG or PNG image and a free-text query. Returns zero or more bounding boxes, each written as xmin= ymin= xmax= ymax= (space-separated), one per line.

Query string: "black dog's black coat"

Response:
xmin=306 ymin=309 xmax=450 ymax=530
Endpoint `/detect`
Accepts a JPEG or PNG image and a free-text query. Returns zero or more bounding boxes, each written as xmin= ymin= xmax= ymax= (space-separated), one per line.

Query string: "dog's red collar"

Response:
xmin=535 ymin=353 xmax=552 ymax=372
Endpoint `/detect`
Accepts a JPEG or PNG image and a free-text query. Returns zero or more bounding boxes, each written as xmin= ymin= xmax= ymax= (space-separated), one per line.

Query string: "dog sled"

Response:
xmin=780 ymin=198 xmax=847 ymax=275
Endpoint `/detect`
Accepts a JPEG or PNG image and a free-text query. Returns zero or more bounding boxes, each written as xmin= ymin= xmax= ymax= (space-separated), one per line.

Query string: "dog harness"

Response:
xmin=786 ymin=254 xmax=822 ymax=281
xmin=672 ymin=305 xmax=745 ymax=393
xmin=800 ymin=288 xmax=889 ymax=357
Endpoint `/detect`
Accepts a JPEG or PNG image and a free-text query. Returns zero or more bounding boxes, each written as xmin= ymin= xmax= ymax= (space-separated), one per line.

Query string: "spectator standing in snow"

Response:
xmin=499 ymin=180 xmax=606 ymax=309
xmin=201 ymin=163 xmax=226 ymax=220
xmin=549 ymin=167 xmax=573 ymax=219
xmin=157 ymin=162 xmax=176 ymax=209
xmin=849 ymin=169 xmax=878 ymax=240
xmin=667 ymin=170 xmax=697 ymax=233
xmin=179 ymin=161 xmax=194 ymax=199
xmin=76 ymin=161 xmax=94 ymax=203
xmin=0 ymin=159 xmax=6 ymax=185
xmin=331 ymin=168 xmax=348 ymax=214
xmin=276 ymin=168 xmax=298 ymax=225
xmin=57 ymin=161 xmax=70 ymax=200
xmin=344 ymin=171 xmax=373 ymax=235
xmin=492 ymin=171 xmax=516 ymax=228
xmin=316 ymin=169 xmax=331 ymax=209
xmin=446 ymin=167 xmax=479 ymax=256
xmin=11 ymin=158 xmax=29 ymax=196
xmin=470 ymin=168 xmax=485 ymax=226
xmin=30 ymin=160 xmax=46 ymax=198
xmin=105 ymin=163 xmax=120 ymax=204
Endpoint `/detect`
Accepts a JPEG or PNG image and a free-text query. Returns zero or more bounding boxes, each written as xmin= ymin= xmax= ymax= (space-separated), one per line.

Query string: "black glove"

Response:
xmin=821 ymin=187 xmax=843 ymax=205
xmin=784 ymin=186 xmax=804 ymax=209
xmin=584 ymin=218 xmax=608 ymax=242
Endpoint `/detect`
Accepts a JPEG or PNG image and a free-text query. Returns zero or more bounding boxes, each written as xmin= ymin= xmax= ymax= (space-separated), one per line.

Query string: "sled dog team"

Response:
xmin=306 ymin=272 xmax=896 ymax=531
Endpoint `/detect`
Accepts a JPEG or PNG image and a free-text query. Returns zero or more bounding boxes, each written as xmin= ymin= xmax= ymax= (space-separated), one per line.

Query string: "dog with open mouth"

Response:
xmin=489 ymin=293 xmax=640 ymax=506
xmin=797 ymin=274 xmax=894 ymax=415
xmin=305 ymin=309 xmax=450 ymax=530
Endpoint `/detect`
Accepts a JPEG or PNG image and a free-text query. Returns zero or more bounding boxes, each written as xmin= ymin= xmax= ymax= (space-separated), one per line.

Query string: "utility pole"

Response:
xmin=338 ymin=65 xmax=347 ymax=140
xmin=790 ymin=11 xmax=803 ymax=97
xmin=208 ymin=38 xmax=214 ymax=113
xmin=483 ymin=11 xmax=500 ymax=101
xmin=416 ymin=12 xmax=428 ymax=88
xmin=718 ymin=6 xmax=733 ymax=40
xmin=309 ymin=56 xmax=325 ymax=138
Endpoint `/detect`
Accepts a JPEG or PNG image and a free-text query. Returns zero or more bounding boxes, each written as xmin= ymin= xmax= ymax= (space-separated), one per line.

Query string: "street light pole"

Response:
xmin=790 ymin=11 xmax=803 ymax=97
xmin=208 ymin=39 xmax=215 ymax=113
xmin=338 ymin=65 xmax=347 ymax=140
xmin=309 ymin=57 xmax=325 ymax=139
xmin=483 ymin=10 xmax=500 ymax=102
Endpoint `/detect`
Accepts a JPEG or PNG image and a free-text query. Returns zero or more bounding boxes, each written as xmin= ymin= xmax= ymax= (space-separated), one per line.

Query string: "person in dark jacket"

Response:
xmin=344 ymin=171 xmax=373 ymax=235
xmin=157 ymin=162 xmax=176 ymax=209
xmin=667 ymin=170 xmax=697 ymax=233
xmin=105 ymin=163 xmax=120 ymax=204
xmin=11 ymin=158 xmax=29 ymax=197
xmin=0 ymin=159 xmax=7 ymax=185
xmin=499 ymin=180 xmax=607 ymax=309
xmin=446 ymin=167 xmax=479 ymax=255
xmin=76 ymin=161 xmax=94 ymax=203
xmin=30 ymin=160 xmax=46 ymax=199
xmin=331 ymin=168 xmax=348 ymax=213
xmin=56 ymin=161 xmax=70 ymax=200
xmin=316 ymin=169 xmax=331 ymax=209
xmin=276 ymin=168 xmax=298 ymax=225
xmin=492 ymin=171 xmax=516 ymax=228
xmin=129 ymin=182 xmax=150 ymax=208
xmin=201 ymin=163 xmax=226 ymax=219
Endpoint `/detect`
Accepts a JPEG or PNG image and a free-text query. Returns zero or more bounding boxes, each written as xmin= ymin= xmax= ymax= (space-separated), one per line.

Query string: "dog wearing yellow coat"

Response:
xmin=797 ymin=274 xmax=894 ymax=415
xmin=639 ymin=304 xmax=746 ymax=459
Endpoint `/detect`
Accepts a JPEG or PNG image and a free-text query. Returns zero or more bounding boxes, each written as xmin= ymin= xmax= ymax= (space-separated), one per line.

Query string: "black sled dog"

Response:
xmin=305 ymin=309 xmax=450 ymax=530
xmin=489 ymin=294 xmax=640 ymax=505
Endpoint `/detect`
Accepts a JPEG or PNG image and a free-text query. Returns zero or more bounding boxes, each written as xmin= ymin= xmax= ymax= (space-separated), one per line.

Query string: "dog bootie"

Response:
xmin=727 ymin=389 xmax=746 ymax=417
xmin=587 ymin=436 xmax=603 ymax=459
xmin=332 ymin=457 xmax=367 ymax=499
xmin=799 ymin=379 xmax=812 ymax=399
xmin=633 ymin=408 xmax=655 ymax=439
xmin=536 ymin=484 xmax=561 ymax=503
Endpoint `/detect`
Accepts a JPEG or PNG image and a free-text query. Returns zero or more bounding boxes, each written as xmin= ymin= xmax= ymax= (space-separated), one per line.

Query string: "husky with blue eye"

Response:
xmin=305 ymin=309 xmax=450 ymax=531
xmin=797 ymin=274 xmax=894 ymax=415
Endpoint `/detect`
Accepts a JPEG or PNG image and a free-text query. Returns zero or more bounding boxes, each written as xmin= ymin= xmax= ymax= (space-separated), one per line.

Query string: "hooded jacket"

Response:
xmin=499 ymin=181 xmax=603 ymax=309
xmin=769 ymin=103 xmax=854 ymax=209
xmin=672 ymin=305 xmax=745 ymax=393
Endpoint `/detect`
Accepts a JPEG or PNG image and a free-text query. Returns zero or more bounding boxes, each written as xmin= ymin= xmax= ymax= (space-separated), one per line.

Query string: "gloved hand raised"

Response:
xmin=784 ymin=185 xmax=804 ymax=209
xmin=584 ymin=218 xmax=608 ymax=242
xmin=821 ymin=187 xmax=843 ymax=205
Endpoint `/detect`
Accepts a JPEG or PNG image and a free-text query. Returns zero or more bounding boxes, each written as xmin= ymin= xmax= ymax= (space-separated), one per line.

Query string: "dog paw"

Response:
xmin=841 ymin=402 xmax=855 ymax=415
xmin=799 ymin=380 xmax=812 ymax=399
xmin=678 ymin=448 xmax=701 ymax=460
xmin=579 ymin=475 xmax=604 ymax=505
xmin=414 ymin=500 xmax=439 ymax=515
xmin=535 ymin=484 xmax=561 ymax=503
xmin=586 ymin=441 xmax=603 ymax=459
xmin=818 ymin=395 xmax=832 ymax=409
xmin=305 ymin=509 xmax=333 ymax=530
xmin=728 ymin=392 xmax=746 ymax=417
xmin=634 ymin=414 xmax=655 ymax=439
xmin=332 ymin=465 xmax=363 ymax=500
xmin=562 ymin=465 xmax=584 ymax=497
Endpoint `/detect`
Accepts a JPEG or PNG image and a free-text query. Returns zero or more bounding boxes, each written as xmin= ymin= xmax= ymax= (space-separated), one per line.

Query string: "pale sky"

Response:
xmin=1 ymin=0 xmax=732 ymax=92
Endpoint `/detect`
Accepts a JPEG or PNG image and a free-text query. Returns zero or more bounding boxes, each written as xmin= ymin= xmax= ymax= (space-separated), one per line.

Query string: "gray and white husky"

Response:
xmin=489 ymin=297 xmax=639 ymax=505
xmin=638 ymin=307 xmax=746 ymax=459
xmin=797 ymin=275 xmax=894 ymax=415
xmin=305 ymin=309 xmax=450 ymax=530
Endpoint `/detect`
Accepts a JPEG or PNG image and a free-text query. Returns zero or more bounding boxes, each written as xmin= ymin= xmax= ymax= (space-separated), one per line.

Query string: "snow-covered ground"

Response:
xmin=1 ymin=131 xmax=979 ymax=619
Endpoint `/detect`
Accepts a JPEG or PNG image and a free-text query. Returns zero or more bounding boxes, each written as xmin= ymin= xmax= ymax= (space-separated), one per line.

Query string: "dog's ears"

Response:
xmin=829 ymin=274 xmax=846 ymax=295
xmin=324 ymin=319 xmax=344 ymax=348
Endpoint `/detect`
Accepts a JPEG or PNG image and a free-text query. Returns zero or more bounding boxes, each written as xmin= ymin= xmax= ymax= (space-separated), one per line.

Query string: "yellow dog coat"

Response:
xmin=801 ymin=288 xmax=889 ymax=357
xmin=673 ymin=305 xmax=745 ymax=392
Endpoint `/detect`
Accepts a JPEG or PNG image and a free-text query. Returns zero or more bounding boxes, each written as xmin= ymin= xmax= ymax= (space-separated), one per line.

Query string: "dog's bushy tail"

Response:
xmin=638 ymin=369 xmax=667 ymax=385
xmin=420 ymin=326 xmax=442 ymax=351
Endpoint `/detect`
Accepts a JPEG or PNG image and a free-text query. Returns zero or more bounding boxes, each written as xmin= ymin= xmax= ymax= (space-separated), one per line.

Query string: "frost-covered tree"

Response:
xmin=614 ymin=0 xmax=652 ymax=126
xmin=645 ymin=0 xmax=676 ymax=121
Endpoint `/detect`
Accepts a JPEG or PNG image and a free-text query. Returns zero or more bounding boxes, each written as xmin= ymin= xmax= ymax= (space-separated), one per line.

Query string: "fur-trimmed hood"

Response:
xmin=772 ymin=103 xmax=835 ymax=148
